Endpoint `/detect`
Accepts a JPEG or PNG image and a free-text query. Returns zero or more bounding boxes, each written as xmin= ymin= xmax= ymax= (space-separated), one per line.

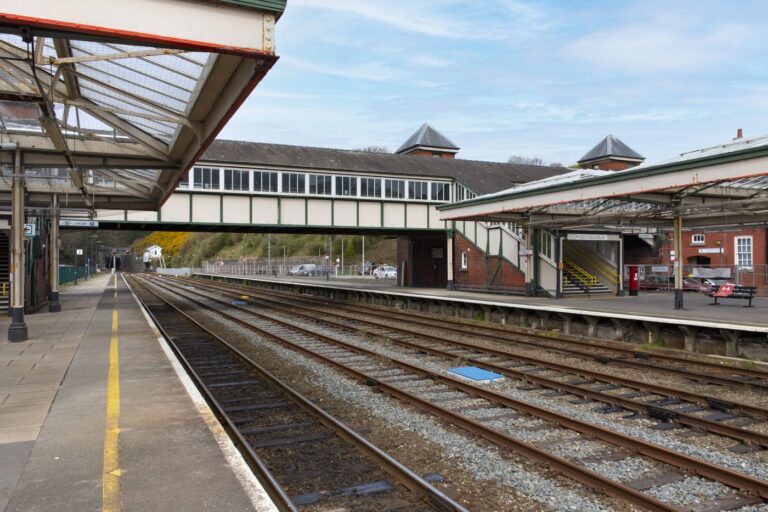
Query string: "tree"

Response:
xmin=355 ymin=145 xmax=389 ymax=153
xmin=507 ymin=155 xmax=546 ymax=166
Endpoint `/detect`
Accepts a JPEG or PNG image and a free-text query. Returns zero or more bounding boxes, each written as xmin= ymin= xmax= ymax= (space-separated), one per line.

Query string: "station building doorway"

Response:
xmin=560 ymin=233 xmax=623 ymax=296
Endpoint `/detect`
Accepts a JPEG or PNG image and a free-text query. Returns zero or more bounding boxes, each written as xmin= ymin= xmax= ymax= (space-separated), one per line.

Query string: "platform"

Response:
xmin=0 ymin=273 xmax=275 ymax=512
xmin=198 ymin=274 xmax=768 ymax=361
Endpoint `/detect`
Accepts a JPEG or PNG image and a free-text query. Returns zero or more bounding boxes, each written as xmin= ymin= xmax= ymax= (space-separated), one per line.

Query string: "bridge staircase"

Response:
xmin=562 ymin=240 xmax=619 ymax=295
xmin=0 ymin=233 xmax=9 ymax=314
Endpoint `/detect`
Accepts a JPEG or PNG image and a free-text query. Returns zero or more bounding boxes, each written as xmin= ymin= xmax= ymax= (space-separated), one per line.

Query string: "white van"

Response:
xmin=288 ymin=264 xmax=317 ymax=276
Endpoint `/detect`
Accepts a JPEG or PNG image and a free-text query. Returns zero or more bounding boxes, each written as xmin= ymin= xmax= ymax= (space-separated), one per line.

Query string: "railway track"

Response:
xmin=195 ymin=275 xmax=768 ymax=390
xmin=144 ymin=274 xmax=768 ymax=512
xmin=154 ymin=275 xmax=768 ymax=450
xmin=127 ymin=276 xmax=468 ymax=512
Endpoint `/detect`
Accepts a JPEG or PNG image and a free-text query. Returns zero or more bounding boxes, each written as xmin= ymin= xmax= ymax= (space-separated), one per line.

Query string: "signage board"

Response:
xmin=60 ymin=219 xmax=99 ymax=228
xmin=566 ymin=233 xmax=620 ymax=241
xmin=519 ymin=249 xmax=534 ymax=256
xmin=651 ymin=266 xmax=669 ymax=273
xmin=76 ymin=249 xmax=83 ymax=255
xmin=698 ymin=247 xmax=723 ymax=254
xmin=23 ymin=223 xmax=36 ymax=237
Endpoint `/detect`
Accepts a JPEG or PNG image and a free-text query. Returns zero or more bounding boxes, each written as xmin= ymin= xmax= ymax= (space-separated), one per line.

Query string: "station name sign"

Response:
xmin=60 ymin=219 xmax=99 ymax=228
xmin=566 ymin=233 xmax=620 ymax=241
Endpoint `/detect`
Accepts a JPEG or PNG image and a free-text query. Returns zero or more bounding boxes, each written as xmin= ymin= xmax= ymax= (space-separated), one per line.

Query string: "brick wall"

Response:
xmin=406 ymin=149 xmax=455 ymax=159
xmin=453 ymin=232 xmax=526 ymax=288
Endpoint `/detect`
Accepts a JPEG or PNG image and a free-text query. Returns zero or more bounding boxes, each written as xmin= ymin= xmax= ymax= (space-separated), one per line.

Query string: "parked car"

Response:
xmin=373 ymin=265 xmax=397 ymax=280
xmin=288 ymin=264 xmax=317 ymax=276
xmin=683 ymin=278 xmax=712 ymax=293
xmin=638 ymin=275 xmax=672 ymax=290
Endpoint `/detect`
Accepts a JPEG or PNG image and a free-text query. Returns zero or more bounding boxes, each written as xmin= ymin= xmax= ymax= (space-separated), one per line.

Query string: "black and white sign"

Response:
xmin=76 ymin=249 xmax=83 ymax=255
xmin=23 ymin=223 xmax=36 ymax=237
xmin=60 ymin=219 xmax=99 ymax=228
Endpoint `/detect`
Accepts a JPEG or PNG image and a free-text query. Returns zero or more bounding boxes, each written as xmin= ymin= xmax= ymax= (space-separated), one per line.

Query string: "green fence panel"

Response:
xmin=59 ymin=265 xmax=89 ymax=285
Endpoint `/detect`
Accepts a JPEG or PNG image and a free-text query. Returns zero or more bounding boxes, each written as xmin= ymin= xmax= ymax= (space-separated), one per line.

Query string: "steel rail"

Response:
xmin=126 ymin=278 xmax=297 ymax=512
xmin=195 ymin=275 xmax=768 ymax=389
xmin=174 ymin=276 xmax=768 ymax=417
xmin=199 ymin=275 xmax=768 ymax=383
xmin=146 ymin=276 xmax=768 ymax=510
xmin=166 ymin=277 xmax=768 ymax=448
xmin=129 ymin=276 xmax=470 ymax=512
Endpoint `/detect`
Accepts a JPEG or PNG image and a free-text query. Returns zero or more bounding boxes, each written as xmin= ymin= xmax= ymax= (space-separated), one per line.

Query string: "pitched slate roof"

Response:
xmin=578 ymin=134 xmax=644 ymax=164
xmin=201 ymin=140 xmax=568 ymax=195
xmin=395 ymin=123 xmax=460 ymax=154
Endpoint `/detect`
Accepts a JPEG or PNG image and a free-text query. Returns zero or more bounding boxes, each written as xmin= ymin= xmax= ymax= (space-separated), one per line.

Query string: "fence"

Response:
xmin=59 ymin=265 xmax=89 ymax=285
xmin=202 ymin=260 xmax=384 ymax=278
xmin=623 ymin=264 xmax=768 ymax=295
xmin=154 ymin=267 xmax=201 ymax=276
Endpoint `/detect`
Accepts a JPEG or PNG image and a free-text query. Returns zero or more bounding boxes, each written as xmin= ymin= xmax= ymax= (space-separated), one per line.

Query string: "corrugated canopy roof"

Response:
xmin=0 ymin=1 xmax=282 ymax=210
xmin=440 ymin=134 xmax=768 ymax=229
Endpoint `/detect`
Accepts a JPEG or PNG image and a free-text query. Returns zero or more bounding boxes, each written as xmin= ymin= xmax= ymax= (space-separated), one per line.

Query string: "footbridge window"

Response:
xmin=336 ymin=176 xmax=358 ymax=196
xmin=409 ymin=181 xmax=428 ymax=200
xmin=224 ymin=169 xmax=250 ymax=191
xmin=254 ymin=171 xmax=278 ymax=193
xmin=282 ymin=173 xmax=306 ymax=194
xmin=309 ymin=174 xmax=333 ymax=195
xmin=431 ymin=182 xmax=450 ymax=201
xmin=194 ymin=167 xmax=220 ymax=190
xmin=385 ymin=179 xmax=405 ymax=199
xmin=360 ymin=177 xmax=382 ymax=198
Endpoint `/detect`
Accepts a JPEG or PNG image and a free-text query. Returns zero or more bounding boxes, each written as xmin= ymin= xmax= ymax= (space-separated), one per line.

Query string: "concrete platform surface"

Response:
xmin=1 ymin=273 xmax=274 ymax=512
xmin=203 ymin=274 xmax=768 ymax=331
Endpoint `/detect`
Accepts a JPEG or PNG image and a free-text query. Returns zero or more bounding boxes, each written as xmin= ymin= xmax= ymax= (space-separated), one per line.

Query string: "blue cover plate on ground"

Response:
xmin=448 ymin=366 xmax=503 ymax=382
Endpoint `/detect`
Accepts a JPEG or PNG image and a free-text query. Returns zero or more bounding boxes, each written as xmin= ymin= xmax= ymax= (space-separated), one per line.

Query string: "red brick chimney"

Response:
xmin=734 ymin=128 xmax=743 ymax=140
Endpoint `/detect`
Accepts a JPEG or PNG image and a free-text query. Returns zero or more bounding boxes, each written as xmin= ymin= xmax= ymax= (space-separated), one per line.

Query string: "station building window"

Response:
xmin=309 ymin=174 xmax=332 ymax=195
xmin=431 ymin=182 xmax=450 ymax=201
xmin=460 ymin=251 xmax=468 ymax=270
xmin=408 ymin=181 xmax=428 ymax=200
xmin=540 ymin=230 xmax=554 ymax=260
xmin=735 ymin=236 xmax=753 ymax=268
xmin=194 ymin=167 xmax=219 ymax=190
xmin=224 ymin=169 xmax=249 ymax=191
xmin=253 ymin=171 xmax=278 ymax=193
xmin=178 ymin=170 xmax=190 ymax=188
xmin=336 ymin=176 xmax=357 ymax=196
xmin=360 ymin=177 xmax=381 ymax=198
xmin=282 ymin=172 xmax=305 ymax=194
xmin=691 ymin=234 xmax=705 ymax=245
xmin=385 ymin=179 xmax=405 ymax=199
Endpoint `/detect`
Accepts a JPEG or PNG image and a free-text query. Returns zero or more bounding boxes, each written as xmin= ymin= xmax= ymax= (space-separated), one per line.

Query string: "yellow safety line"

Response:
xmin=103 ymin=278 xmax=121 ymax=512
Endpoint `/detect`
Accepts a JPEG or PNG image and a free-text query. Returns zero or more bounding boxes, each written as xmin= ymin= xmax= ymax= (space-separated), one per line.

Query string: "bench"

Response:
xmin=709 ymin=284 xmax=756 ymax=307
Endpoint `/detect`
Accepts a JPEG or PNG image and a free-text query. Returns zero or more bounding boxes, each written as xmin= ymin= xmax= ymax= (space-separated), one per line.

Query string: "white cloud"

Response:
xmin=566 ymin=21 xmax=752 ymax=74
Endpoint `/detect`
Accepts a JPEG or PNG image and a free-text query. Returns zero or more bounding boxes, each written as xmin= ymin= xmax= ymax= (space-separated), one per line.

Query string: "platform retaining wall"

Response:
xmin=195 ymin=274 xmax=768 ymax=362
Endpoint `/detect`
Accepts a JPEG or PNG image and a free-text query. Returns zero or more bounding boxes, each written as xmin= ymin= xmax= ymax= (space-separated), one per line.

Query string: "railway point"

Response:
xmin=2 ymin=2 xmax=768 ymax=511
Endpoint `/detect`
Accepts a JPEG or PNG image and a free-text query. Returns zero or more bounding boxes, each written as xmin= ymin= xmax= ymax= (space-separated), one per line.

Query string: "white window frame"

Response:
xmin=460 ymin=251 xmax=468 ymax=270
xmin=691 ymin=233 xmax=705 ymax=246
xmin=735 ymin=236 xmax=753 ymax=269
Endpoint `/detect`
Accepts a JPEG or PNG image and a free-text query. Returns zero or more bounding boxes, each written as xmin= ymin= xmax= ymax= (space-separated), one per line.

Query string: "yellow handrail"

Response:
xmin=565 ymin=244 xmax=621 ymax=284
xmin=563 ymin=259 xmax=598 ymax=287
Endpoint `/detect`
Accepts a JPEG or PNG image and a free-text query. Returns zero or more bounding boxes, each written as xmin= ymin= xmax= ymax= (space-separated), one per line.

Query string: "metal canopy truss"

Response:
xmin=0 ymin=1 xmax=280 ymax=210
xmin=439 ymin=135 xmax=768 ymax=230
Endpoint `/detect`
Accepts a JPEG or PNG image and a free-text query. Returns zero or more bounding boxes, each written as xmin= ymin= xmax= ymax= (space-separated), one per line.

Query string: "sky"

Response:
xmin=218 ymin=0 xmax=768 ymax=166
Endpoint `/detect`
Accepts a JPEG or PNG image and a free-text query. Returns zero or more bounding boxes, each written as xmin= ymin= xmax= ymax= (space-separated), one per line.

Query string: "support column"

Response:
xmin=49 ymin=195 xmax=61 ymax=312
xmin=673 ymin=213 xmax=684 ymax=310
xmin=616 ymin=236 xmax=625 ymax=296
xmin=8 ymin=150 xmax=27 ymax=342
xmin=524 ymin=221 xmax=535 ymax=296
xmin=446 ymin=232 xmax=455 ymax=290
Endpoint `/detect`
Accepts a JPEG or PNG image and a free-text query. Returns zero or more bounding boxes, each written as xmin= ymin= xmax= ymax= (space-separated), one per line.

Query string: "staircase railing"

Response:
xmin=566 ymin=242 xmax=620 ymax=284
xmin=563 ymin=259 xmax=598 ymax=287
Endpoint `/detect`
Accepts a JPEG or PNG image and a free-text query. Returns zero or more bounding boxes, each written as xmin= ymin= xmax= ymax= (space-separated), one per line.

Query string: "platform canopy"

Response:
xmin=0 ymin=0 xmax=283 ymax=210
xmin=439 ymin=135 xmax=768 ymax=229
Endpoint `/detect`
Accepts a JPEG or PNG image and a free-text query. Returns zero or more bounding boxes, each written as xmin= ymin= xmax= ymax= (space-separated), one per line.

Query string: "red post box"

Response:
xmin=628 ymin=265 xmax=639 ymax=296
